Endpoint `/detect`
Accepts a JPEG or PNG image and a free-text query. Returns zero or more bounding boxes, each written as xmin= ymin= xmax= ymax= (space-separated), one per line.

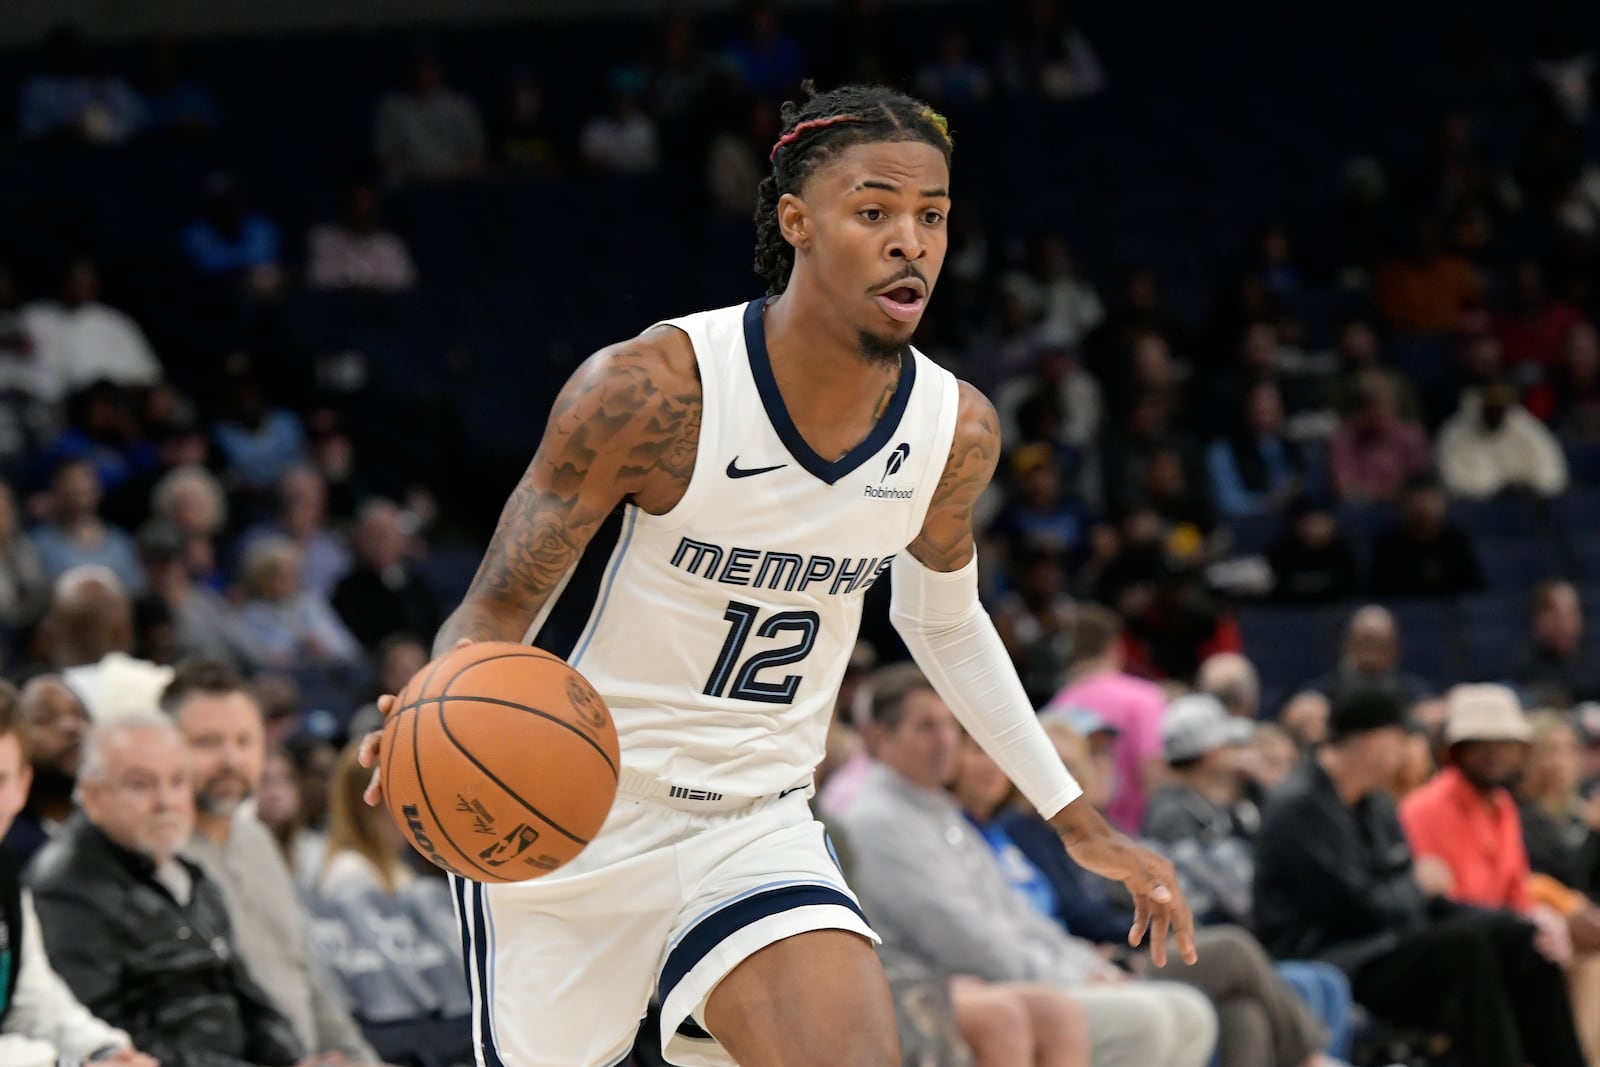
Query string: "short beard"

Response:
xmin=857 ymin=330 xmax=909 ymax=369
xmin=196 ymin=777 xmax=252 ymax=816
xmin=30 ymin=764 xmax=76 ymax=805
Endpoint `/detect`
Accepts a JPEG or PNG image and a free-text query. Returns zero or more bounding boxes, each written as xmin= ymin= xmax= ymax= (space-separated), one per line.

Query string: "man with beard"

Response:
xmin=5 ymin=675 xmax=91 ymax=870
xmin=165 ymin=659 xmax=379 ymax=1066
xmin=1400 ymin=684 xmax=1600 ymax=1061
xmin=28 ymin=712 xmax=303 ymax=1067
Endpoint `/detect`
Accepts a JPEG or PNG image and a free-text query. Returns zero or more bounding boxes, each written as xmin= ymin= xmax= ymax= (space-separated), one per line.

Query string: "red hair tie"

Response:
xmin=769 ymin=114 xmax=861 ymax=162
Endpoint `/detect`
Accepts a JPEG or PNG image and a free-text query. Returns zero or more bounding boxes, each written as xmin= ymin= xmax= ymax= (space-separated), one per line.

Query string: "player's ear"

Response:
xmin=777 ymin=192 xmax=810 ymax=251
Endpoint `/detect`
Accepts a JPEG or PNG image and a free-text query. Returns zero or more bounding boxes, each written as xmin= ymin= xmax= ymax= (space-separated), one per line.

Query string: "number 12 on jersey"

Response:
xmin=702 ymin=600 xmax=820 ymax=704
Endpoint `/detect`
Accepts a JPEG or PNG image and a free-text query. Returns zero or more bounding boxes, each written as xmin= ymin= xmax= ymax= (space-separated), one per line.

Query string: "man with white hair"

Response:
xmin=46 ymin=566 xmax=173 ymax=722
xmin=27 ymin=713 xmax=303 ymax=1067
xmin=1198 ymin=653 xmax=1261 ymax=720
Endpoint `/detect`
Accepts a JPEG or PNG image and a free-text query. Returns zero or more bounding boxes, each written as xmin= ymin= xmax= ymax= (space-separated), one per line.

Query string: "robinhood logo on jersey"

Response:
xmin=866 ymin=442 xmax=914 ymax=500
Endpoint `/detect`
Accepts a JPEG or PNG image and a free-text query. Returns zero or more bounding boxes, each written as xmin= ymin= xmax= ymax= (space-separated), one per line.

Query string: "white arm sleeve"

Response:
xmin=889 ymin=550 xmax=1083 ymax=818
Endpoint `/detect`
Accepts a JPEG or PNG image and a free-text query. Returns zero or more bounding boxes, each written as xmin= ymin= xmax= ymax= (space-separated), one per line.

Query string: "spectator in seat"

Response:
xmin=1266 ymin=497 xmax=1357 ymax=605
xmin=578 ymin=72 xmax=661 ymax=176
xmin=1373 ymin=222 xmax=1482 ymax=336
xmin=1327 ymin=371 xmax=1431 ymax=504
xmin=1278 ymin=691 xmax=1330 ymax=750
xmin=306 ymin=185 xmax=417 ymax=293
xmin=992 ymin=548 xmax=1075 ymax=710
xmin=951 ymin=720 xmax=1344 ymax=1067
xmin=211 ymin=375 xmax=308 ymax=497
xmin=29 ymin=713 xmax=304 ymax=1067
xmin=1121 ymin=560 xmax=1244 ymax=684
xmin=721 ymin=2 xmax=806 ymax=99
xmin=1400 ymin=685 xmax=1600 ymax=1062
xmin=330 ymin=499 xmax=440 ymax=652
xmin=1197 ymin=652 xmax=1261 ymax=720
xmin=0 ymin=482 xmax=47 ymax=633
xmin=1518 ymin=711 xmax=1600 ymax=902
xmin=235 ymin=537 xmax=363 ymax=676
xmin=164 ymin=660 xmax=380 ymax=1066
xmin=373 ymin=55 xmax=486 ymax=185
xmin=1369 ymin=472 xmax=1484 ymax=598
xmin=1251 ymin=723 xmax=1300 ymax=792
xmin=1306 ymin=606 xmax=1432 ymax=710
xmin=1553 ymin=321 xmax=1600 ymax=443
xmin=180 ymin=173 xmax=284 ymax=298
xmin=309 ymin=744 xmax=470 ymax=1067
xmin=4 ymin=676 xmax=89 ymax=871
xmin=141 ymin=42 xmax=222 ymax=137
xmin=1513 ymin=581 xmax=1600 ymax=707
xmin=1438 ymin=375 xmax=1568 ymax=498
xmin=31 ymin=459 xmax=143 ymax=594
xmin=1495 ymin=260 xmax=1587 ymax=375
xmin=17 ymin=27 xmax=145 ymax=145
xmin=1254 ymin=687 xmax=1586 ymax=1067
xmin=1206 ymin=382 xmax=1313 ymax=519
xmin=840 ymin=665 xmax=1217 ymax=1067
xmin=137 ymin=521 xmax=247 ymax=669
xmin=0 ymin=679 xmax=155 ymax=1067
xmin=253 ymin=746 xmax=317 ymax=888
xmin=21 ymin=258 xmax=162 ymax=404
xmin=235 ymin=467 xmax=348 ymax=599
xmin=44 ymin=566 xmax=173 ymax=723
xmin=150 ymin=465 xmax=227 ymax=589
xmin=916 ymin=28 xmax=992 ymax=107
xmin=995 ymin=0 xmax=1106 ymax=101
xmin=987 ymin=444 xmax=1094 ymax=564
xmin=1043 ymin=605 xmax=1168 ymax=833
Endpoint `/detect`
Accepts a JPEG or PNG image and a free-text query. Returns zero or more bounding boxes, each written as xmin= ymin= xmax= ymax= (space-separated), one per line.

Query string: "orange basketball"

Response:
xmin=380 ymin=641 xmax=620 ymax=884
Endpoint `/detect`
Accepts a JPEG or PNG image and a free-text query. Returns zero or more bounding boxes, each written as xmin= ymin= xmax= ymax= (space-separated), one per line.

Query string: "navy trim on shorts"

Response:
xmin=657 ymin=883 xmax=868 ymax=1008
xmin=453 ymin=877 xmax=511 ymax=1067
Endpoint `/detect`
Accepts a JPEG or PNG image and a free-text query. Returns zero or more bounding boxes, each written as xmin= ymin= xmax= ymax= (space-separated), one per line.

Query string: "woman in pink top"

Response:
xmin=1045 ymin=604 xmax=1168 ymax=832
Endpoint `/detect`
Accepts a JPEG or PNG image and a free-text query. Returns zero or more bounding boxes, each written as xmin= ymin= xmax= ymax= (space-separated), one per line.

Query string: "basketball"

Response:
xmin=380 ymin=640 xmax=621 ymax=884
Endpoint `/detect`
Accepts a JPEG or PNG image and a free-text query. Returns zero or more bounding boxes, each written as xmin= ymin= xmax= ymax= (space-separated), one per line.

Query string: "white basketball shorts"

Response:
xmin=450 ymin=776 xmax=878 ymax=1067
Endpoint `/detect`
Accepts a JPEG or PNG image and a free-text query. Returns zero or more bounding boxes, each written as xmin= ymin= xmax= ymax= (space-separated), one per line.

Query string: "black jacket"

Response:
xmin=1253 ymin=758 xmax=1471 ymax=976
xmin=27 ymin=815 xmax=302 ymax=1067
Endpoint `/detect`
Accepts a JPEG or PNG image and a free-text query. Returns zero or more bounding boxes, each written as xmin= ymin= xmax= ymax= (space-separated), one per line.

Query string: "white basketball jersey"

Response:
xmin=524 ymin=299 xmax=959 ymax=800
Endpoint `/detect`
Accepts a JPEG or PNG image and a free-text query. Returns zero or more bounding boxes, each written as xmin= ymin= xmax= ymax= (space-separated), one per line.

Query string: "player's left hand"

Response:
xmin=1050 ymin=798 xmax=1197 ymax=968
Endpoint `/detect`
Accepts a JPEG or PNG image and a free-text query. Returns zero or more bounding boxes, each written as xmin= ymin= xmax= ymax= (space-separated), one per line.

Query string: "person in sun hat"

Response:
xmin=1401 ymin=684 xmax=1600 ymax=1061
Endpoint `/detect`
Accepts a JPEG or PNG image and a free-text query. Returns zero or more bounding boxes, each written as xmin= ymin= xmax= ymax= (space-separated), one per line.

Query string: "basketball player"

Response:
xmin=360 ymin=82 xmax=1196 ymax=1067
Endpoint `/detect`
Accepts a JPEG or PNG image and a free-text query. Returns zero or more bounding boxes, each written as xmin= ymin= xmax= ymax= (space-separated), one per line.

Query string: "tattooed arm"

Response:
xmin=905 ymin=382 xmax=999 ymax=573
xmin=431 ymin=326 xmax=701 ymax=655
xmin=891 ymin=380 xmax=1198 ymax=966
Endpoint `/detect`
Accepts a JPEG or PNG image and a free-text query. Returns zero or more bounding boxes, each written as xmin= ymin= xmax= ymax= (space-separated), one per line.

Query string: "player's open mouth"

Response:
xmin=875 ymin=287 xmax=925 ymax=322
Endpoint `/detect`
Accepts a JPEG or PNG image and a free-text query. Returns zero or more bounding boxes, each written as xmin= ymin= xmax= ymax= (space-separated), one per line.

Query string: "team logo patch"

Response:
xmin=882 ymin=443 xmax=911 ymax=482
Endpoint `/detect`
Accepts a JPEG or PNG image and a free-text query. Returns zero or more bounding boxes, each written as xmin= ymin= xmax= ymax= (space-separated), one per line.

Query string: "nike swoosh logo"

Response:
xmin=726 ymin=458 xmax=787 ymax=479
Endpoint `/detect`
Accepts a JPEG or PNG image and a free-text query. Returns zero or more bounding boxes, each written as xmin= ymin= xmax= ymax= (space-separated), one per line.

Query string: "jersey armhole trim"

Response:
xmin=902 ymin=359 xmax=962 ymax=547
xmin=637 ymin=319 xmax=717 ymax=532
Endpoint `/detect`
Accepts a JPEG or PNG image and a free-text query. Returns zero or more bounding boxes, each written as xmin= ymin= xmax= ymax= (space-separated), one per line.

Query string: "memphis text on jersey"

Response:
xmin=670 ymin=538 xmax=893 ymax=596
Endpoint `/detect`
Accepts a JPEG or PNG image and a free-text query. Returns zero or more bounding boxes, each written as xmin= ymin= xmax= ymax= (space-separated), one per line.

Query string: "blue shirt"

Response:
xmin=181 ymin=215 xmax=282 ymax=276
xmin=212 ymin=410 xmax=306 ymax=489
xmin=30 ymin=523 xmax=144 ymax=593
xmin=972 ymin=816 xmax=1061 ymax=925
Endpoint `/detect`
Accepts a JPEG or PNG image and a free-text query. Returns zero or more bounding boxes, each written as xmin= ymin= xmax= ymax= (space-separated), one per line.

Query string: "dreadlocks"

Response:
xmin=753 ymin=82 xmax=953 ymax=296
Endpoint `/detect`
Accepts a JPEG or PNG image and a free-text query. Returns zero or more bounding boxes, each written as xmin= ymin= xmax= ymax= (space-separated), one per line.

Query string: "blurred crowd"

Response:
xmin=0 ymin=0 xmax=1598 ymax=1066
